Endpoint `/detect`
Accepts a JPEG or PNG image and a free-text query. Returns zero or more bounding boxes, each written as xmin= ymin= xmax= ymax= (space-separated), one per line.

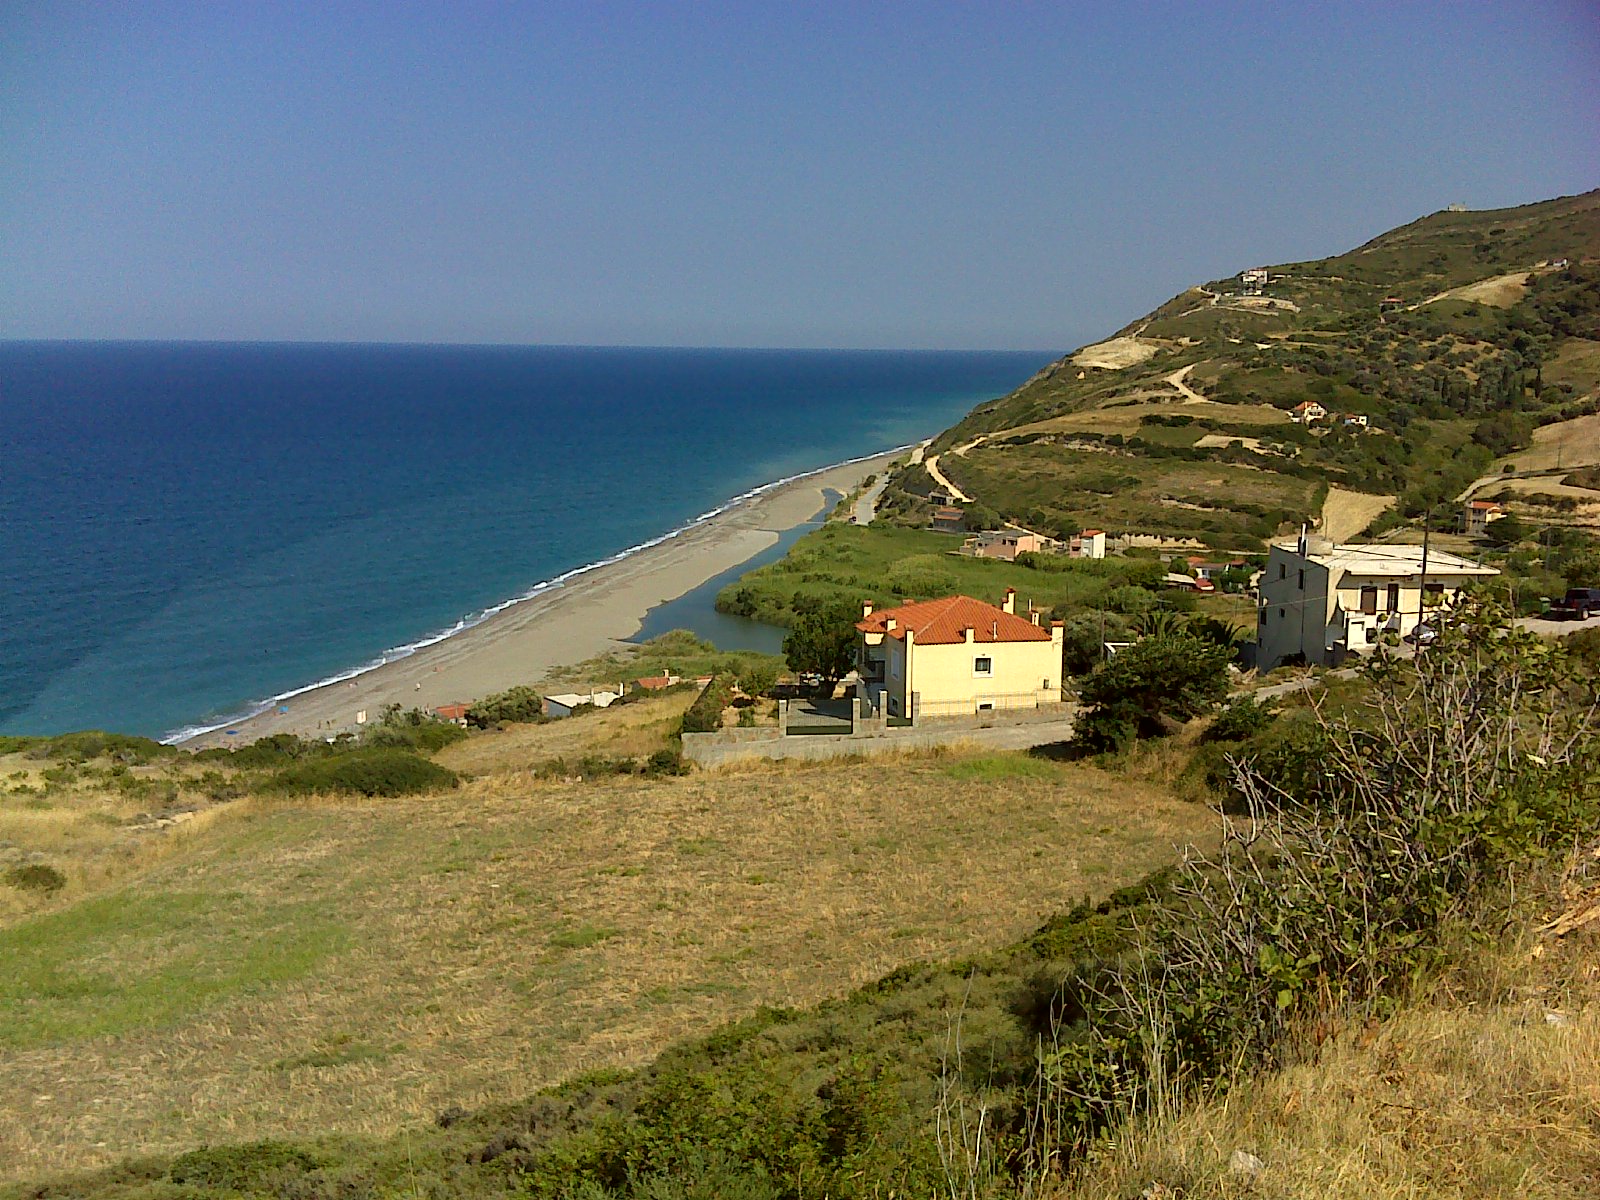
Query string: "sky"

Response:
xmin=2 ymin=2 xmax=1597 ymax=351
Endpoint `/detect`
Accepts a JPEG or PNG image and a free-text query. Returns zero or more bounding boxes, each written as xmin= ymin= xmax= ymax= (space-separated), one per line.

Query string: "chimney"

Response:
xmin=1031 ymin=611 xmax=1041 ymax=626
xmin=1002 ymin=587 xmax=1016 ymax=615
xmin=885 ymin=617 xmax=897 ymax=632
xmin=964 ymin=626 xmax=975 ymax=643
xmin=862 ymin=600 xmax=874 ymax=619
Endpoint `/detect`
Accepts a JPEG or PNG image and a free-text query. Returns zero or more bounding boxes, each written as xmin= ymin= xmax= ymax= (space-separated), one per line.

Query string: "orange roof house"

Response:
xmin=855 ymin=590 xmax=1064 ymax=722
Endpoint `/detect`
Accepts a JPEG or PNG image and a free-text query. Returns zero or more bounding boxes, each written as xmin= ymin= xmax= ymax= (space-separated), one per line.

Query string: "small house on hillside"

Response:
xmin=1256 ymin=535 xmax=1498 ymax=668
xmin=855 ymin=588 xmax=1064 ymax=722
xmin=543 ymin=689 xmax=622 ymax=720
xmin=1340 ymin=413 xmax=1370 ymax=429
xmin=633 ymin=673 xmax=682 ymax=692
xmin=1461 ymin=500 xmax=1506 ymax=537
xmin=1240 ymin=267 xmax=1269 ymax=296
xmin=962 ymin=527 xmax=1056 ymax=561
xmin=1290 ymin=400 xmax=1327 ymax=425
xmin=1068 ymin=529 xmax=1107 ymax=559
xmin=930 ymin=505 xmax=967 ymax=533
xmin=434 ymin=704 xmax=470 ymax=726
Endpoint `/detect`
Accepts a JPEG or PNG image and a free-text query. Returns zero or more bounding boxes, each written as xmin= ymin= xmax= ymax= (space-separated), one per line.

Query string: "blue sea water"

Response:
xmin=0 ymin=342 xmax=1048 ymax=739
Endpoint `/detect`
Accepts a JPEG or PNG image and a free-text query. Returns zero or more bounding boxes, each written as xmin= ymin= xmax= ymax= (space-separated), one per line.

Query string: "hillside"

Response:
xmin=873 ymin=190 xmax=1600 ymax=552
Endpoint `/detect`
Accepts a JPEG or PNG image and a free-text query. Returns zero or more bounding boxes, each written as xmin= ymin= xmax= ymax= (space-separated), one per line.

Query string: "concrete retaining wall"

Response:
xmin=682 ymin=707 xmax=1080 ymax=769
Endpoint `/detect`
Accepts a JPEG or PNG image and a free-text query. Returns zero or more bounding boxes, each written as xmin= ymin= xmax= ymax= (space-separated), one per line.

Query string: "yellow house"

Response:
xmin=855 ymin=590 xmax=1064 ymax=721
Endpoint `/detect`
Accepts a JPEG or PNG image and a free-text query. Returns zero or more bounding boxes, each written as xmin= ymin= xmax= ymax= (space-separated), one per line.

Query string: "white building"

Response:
xmin=1255 ymin=537 xmax=1498 ymax=669
xmin=1069 ymin=529 xmax=1107 ymax=559
xmin=542 ymin=689 xmax=622 ymax=719
xmin=1240 ymin=267 xmax=1269 ymax=296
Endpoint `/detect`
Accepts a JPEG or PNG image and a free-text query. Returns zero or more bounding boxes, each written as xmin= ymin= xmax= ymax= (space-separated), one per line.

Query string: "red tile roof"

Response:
xmin=1468 ymin=500 xmax=1502 ymax=511
xmin=435 ymin=704 xmax=469 ymax=721
xmin=856 ymin=595 xmax=1053 ymax=645
xmin=634 ymin=674 xmax=675 ymax=689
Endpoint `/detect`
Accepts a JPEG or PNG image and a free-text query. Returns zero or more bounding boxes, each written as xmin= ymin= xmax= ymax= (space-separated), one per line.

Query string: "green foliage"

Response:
xmin=782 ymin=596 xmax=861 ymax=695
xmin=167 ymin=1141 xmax=323 ymax=1190
xmin=1075 ymin=634 xmax=1231 ymax=751
xmin=1201 ymin=695 xmax=1275 ymax=743
xmin=1057 ymin=612 xmax=1131 ymax=676
xmin=4 ymin=863 xmax=66 ymax=894
xmin=680 ymin=675 xmax=737 ymax=735
xmin=19 ymin=731 xmax=177 ymax=765
xmin=262 ymin=749 xmax=458 ymax=798
xmin=735 ymin=661 xmax=779 ymax=699
xmin=468 ymin=685 xmax=547 ymax=728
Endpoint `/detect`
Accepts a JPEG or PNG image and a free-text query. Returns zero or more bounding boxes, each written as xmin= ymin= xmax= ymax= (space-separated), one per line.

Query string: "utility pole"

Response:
xmin=1416 ymin=507 xmax=1432 ymax=640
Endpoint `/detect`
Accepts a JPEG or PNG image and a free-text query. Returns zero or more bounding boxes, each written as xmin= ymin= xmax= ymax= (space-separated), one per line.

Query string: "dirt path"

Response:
xmin=1320 ymin=487 xmax=1395 ymax=542
xmin=1164 ymin=363 xmax=1206 ymax=404
xmin=922 ymin=452 xmax=972 ymax=503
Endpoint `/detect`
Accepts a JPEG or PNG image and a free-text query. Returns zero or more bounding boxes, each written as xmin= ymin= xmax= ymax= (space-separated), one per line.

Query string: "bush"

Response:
xmin=168 ymin=1141 xmax=323 ymax=1190
xmin=681 ymin=674 xmax=737 ymax=734
xmin=262 ymin=749 xmax=458 ymax=798
xmin=468 ymin=685 xmax=546 ymax=727
xmin=1075 ymin=634 xmax=1231 ymax=751
xmin=28 ymin=731 xmax=176 ymax=765
xmin=4 ymin=863 xmax=66 ymax=894
xmin=1202 ymin=695 xmax=1275 ymax=743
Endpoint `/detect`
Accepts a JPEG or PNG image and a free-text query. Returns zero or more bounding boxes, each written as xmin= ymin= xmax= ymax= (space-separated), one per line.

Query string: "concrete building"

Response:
xmin=855 ymin=589 xmax=1064 ymax=721
xmin=1069 ymin=529 xmax=1107 ymax=559
xmin=542 ymin=689 xmax=622 ymax=719
xmin=962 ymin=527 xmax=1056 ymax=561
xmin=1255 ymin=536 xmax=1498 ymax=668
xmin=1461 ymin=500 xmax=1506 ymax=537
xmin=1240 ymin=267 xmax=1269 ymax=295
xmin=1290 ymin=400 xmax=1327 ymax=424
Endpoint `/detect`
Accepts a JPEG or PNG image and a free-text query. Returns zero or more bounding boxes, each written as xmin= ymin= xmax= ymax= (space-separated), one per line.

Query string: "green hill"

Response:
xmin=876 ymin=190 xmax=1600 ymax=551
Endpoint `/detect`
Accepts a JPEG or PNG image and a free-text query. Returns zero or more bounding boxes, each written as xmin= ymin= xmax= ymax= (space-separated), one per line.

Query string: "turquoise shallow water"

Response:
xmin=0 ymin=342 xmax=1049 ymax=738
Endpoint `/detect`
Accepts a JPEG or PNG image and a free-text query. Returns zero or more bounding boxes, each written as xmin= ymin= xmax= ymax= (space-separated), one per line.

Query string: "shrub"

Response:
xmin=168 ymin=1141 xmax=322 ymax=1190
xmin=1202 ymin=695 xmax=1275 ymax=743
xmin=4 ymin=863 xmax=66 ymax=894
xmin=468 ymin=685 xmax=546 ymax=727
xmin=262 ymin=749 xmax=458 ymax=798
xmin=681 ymin=674 xmax=737 ymax=735
xmin=1074 ymin=634 xmax=1231 ymax=751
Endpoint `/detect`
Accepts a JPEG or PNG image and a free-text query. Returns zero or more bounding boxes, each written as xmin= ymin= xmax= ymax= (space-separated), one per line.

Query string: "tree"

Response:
xmin=1074 ymin=633 xmax=1231 ymax=752
xmin=736 ymin=661 xmax=780 ymax=698
xmin=1481 ymin=513 xmax=1527 ymax=548
xmin=783 ymin=596 xmax=861 ymax=698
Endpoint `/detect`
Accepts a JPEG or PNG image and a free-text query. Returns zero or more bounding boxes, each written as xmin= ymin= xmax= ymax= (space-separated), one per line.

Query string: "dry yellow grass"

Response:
xmin=1320 ymin=486 xmax=1395 ymax=542
xmin=1507 ymin=412 xmax=1600 ymax=473
xmin=0 ymin=748 xmax=1216 ymax=1182
xmin=435 ymin=690 xmax=697 ymax=774
xmin=1050 ymin=926 xmax=1600 ymax=1200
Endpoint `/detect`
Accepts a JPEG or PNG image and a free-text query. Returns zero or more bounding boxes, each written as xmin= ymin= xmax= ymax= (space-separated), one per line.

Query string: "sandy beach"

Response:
xmin=178 ymin=450 xmax=905 ymax=749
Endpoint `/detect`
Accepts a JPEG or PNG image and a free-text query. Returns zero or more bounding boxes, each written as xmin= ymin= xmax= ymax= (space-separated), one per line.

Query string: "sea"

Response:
xmin=0 ymin=342 xmax=1049 ymax=740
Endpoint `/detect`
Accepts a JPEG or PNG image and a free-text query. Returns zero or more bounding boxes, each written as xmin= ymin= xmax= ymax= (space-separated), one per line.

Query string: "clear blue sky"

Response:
xmin=3 ymin=1 xmax=1596 ymax=350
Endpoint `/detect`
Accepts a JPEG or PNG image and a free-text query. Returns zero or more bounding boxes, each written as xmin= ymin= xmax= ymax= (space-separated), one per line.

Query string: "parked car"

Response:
xmin=1403 ymin=622 xmax=1438 ymax=647
xmin=1547 ymin=588 xmax=1600 ymax=620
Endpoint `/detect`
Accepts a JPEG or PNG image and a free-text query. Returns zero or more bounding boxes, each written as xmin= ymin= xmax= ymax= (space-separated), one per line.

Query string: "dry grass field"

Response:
xmin=0 ymin=741 xmax=1216 ymax=1183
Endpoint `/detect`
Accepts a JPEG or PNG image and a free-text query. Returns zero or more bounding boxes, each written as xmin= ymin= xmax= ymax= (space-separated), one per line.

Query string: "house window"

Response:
xmin=1298 ymin=569 xmax=1305 ymax=590
xmin=977 ymin=701 xmax=994 ymax=711
xmin=1260 ymin=610 xmax=1267 ymax=624
xmin=1387 ymin=583 xmax=1401 ymax=611
xmin=1359 ymin=585 xmax=1378 ymax=614
xmin=1279 ymin=564 xmax=1286 ymax=580
xmin=1424 ymin=583 xmax=1445 ymax=601
xmin=1278 ymin=608 xmax=1285 ymax=620
xmin=973 ymin=656 xmax=993 ymax=676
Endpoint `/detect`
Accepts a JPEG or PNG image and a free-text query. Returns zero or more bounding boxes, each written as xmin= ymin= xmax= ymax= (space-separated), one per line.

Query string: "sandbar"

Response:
xmin=179 ymin=450 xmax=906 ymax=749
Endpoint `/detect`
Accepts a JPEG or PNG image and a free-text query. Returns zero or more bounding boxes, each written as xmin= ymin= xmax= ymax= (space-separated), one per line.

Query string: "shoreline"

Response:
xmin=175 ymin=447 xmax=909 ymax=749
